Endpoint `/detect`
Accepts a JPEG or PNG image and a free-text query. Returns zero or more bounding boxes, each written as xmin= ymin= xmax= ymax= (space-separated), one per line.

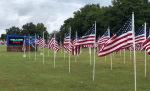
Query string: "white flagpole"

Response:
xmin=120 ymin=50 xmax=121 ymax=56
xmin=29 ymin=34 xmax=30 ymax=59
xmin=145 ymin=22 xmax=146 ymax=77
xmin=35 ymin=33 xmax=36 ymax=61
xmin=69 ymin=27 xmax=71 ymax=73
xmin=43 ymin=32 xmax=44 ymax=64
xmin=23 ymin=35 xmax=26 ymax=57
xmin=132 ymin=12 xmax=136 ymax=91
xmin=90 ymin=47 xmax=91 ymax=65
xmin=110 ymin=54 xmax=112 ymax=70
xmin=64 ymin=33 xmax=65 ymax=60
xmin=124 ymin=49 xmax=125 ymax=64
xmin=75 ymin=31 xmax=77 ymax=63
xmin=130 ymin=49 xmax=131 ymax=60
xmin=64 ymin=47 xmax=65 ymax=60
xmin=54 ymin=32 xmax=55 ymax=68
xmin=93 ymin=21 xmax=96 ymax=81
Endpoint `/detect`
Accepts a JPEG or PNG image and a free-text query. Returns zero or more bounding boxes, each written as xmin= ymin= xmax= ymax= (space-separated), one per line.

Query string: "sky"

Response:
xmin=0 ymin=0 xmax=112 ymax=36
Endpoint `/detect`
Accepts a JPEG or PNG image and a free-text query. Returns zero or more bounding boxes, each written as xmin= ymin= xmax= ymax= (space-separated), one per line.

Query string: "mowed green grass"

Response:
xmin=0 ymin=45 xmax=150 ymax=91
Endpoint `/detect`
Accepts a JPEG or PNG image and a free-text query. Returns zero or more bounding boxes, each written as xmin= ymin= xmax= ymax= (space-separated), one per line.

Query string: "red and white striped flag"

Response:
xmin=39 ymin=36 xmax=46 ymax=49
xmin=63 ymin=28 xmax=72 ymax=53
xmin=47 ymin=32 xmax=59 ymax=52
xmin=22 ymin=39 xmax=26 ymax=52
xmin=135 ymin=23 xmax=146 ymax=50
xmin=98 ymin=28 xmax=110 ymax=47
xmin=29 ymin=37 xmax=36 ymax=49
xmin=74 ymin=24 xmax=95 ymax=47
xmin=72 ymin=31 xmax=80 ymax=55
xmin=140 ymin=36 xmax=150 ymax=55
xmin=98 ymin=17 xmax=133 ymax=57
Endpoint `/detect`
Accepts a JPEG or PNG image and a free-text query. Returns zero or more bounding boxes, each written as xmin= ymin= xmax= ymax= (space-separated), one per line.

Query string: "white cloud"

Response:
xmin=0 ymin=0 xmax=112 ymax=37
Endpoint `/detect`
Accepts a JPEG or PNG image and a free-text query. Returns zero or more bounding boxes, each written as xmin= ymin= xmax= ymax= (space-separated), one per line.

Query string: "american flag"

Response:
xmin=39 ymin=35 xmax=46 ymax=49
xmin=60 ymin=37 xmax=63 ymax=49
xmin=34 ymin=35 xmax=39 ymax=45
xmin=47 ymin=33 xmax=55 ymax=49
xmin=74 ymin=24 xmax=95 ymax=47
xmin=72 ymin=31 xmax=80 ymax=55
xmin=29 ymin=37 xmax=35 ymax=49
xmin=63 ymin=28 xmax=72 ymax=53
xmin=98 ymin=17 xmax=133 ymax=57
xmin=98 ymin=28 xmax=110 ymax=46
xmin=140 ymin=36 xmax=150 ymax=55
xmin=146 ymin=29 xmax=150 ymax=39
xmin=22 ymin=38 xmax=26 ymax=52
xmin=47 ymin=33 xmax=59 ymax=52
xmin=135 ymin=23 xmax=146 ymax=45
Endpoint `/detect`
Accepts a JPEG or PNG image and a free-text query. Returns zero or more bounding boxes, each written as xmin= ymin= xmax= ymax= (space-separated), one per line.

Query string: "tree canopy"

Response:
xmin=58 ymin=0 xmax=150 ymax=41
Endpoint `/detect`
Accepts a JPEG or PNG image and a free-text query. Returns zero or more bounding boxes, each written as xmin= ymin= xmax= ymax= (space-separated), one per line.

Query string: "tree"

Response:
xmin=21 ymin=22 xmax=37 ymax=34
xmin=6 ymin=26 xmax=21 ymax=34
xmin=1 ymin=34 xmax=6 ymax=40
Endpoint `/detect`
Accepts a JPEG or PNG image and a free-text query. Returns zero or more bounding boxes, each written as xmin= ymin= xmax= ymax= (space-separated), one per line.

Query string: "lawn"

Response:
xmin=0 ymin=45 xmax=150 ymax=91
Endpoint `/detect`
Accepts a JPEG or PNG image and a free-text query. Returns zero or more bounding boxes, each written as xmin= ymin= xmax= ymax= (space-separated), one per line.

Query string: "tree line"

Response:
xmin=1 ymin=0 xmax=150 ymax=42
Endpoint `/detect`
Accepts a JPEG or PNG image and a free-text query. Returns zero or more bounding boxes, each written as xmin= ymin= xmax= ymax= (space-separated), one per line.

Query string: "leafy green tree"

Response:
xmin=6 ymin=26 xmax=21 ymax=34
xmin=1 ymin=34 xmax=6 ymax=40
xmin=21 ymin=22 xmax=36 ymax=34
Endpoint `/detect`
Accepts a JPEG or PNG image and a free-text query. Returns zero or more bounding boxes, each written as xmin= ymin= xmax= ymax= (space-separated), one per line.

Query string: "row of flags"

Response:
xmin=22 ymin=19 xmax=149 ymax=57
xmin=20 ymin=13 xmax=150 ymax=91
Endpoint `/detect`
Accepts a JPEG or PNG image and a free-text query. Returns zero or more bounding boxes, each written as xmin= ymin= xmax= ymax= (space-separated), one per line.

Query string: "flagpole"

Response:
xmin=23 ymin=35 xmax=26 ymax=57
xmin=29 ymin=34 xmax=30 ymax=59
xmin=75 ymin=31 xmax=77 ymax=63
xmin=64 ymin=33 xmax=65 ymax=60
xmin=105 ymin=56 xmax=106 ymax=61
xmin=145 ymin=22 xmax=146 ymax=77
xmin=35 ymin=33 xmax=36 ymax=61
xmin=124 ymin=49 xmax=125 ymax=64
xmin=69 ymin=27 xmax=71 ymax=73
xmin=54 ymin=32 xmax=55 ymax=68
xmin=43 ymin=32 xmax=44 ymax=64
xmin=110 ymin=54 xmax=112 ymax=70
xmin=132 ymin=12 xmax=136 ymax=91
xmin=120 ymin=50 xmax=121 ymax=56
xmin=90 ymin=47 xmax=91 ymax=65
xmin=93 ymin=21 xmax=96 ymax=81
xmin=130 ymin=49 xmax=131 ymax=60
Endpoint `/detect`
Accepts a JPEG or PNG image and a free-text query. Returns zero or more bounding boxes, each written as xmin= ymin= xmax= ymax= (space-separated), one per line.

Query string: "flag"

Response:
xmin=47 ymin=33 xmax=55 ymax=49
xmin=39 ymin=35 xmax=46 ymax=49
xmin=22 ymin=39 xmax=26 ymax=52
xmin=135 ymin=23 xmax=146 ymax=50
xmin=29 ymin=37 xmax=36 ymax=49
xmin=74 ymin=24 xmax=95 ymax=47
xmin=98 ymin=28 xmax=110 ymax=46
xmin=98 ymin=17 xmax=133 ymax=57
xmin=72 ymin=31 xmax=80 ymax=55
xmin=47 ymin=33 xmax=59 ymax=52
xmin=34 ymin=35 xmax=39 ymax=45
xmin=140 ymin=36 xmax=150 ymax=55
xmin=63 ymin=28 xmax=72 ymax=53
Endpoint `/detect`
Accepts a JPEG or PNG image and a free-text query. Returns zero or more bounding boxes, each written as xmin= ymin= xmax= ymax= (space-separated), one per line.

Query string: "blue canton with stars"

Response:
xmin=72 ymin=33 xmax=80 ymax=41
xmin=83 ymin=24 xmax=95 ymax=36
xmin=135 ymin=23 xmax=145 ymax=37
xmin=146 ymin=29 xmax=150 ymax=39
xmin=65 ymin=28 xmax=71 ymax=38
xmin=116 ymin=17 xmax=132 ymax=36
xmin=103 ymin=28 xmax=109 ymax=37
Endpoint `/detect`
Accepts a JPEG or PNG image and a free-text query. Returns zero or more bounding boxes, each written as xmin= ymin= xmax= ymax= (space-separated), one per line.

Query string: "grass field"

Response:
xmin=0 ymin=45 xmax=150 ymax=91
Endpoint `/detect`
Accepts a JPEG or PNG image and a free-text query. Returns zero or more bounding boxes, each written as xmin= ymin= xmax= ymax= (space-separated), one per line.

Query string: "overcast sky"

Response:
xmin=0 ymin=0 xmax=112 ymax=36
